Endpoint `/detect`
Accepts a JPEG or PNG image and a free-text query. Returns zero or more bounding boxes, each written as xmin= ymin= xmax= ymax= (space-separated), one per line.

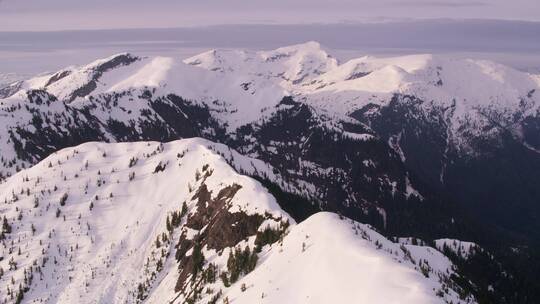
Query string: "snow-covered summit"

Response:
xmin=185 ymin=41 xmax=338 ymax=89
xmin=0 ymin=138 xmax=291 ymax=303
xmin=301 ymin=52 xmax=540 ymax=120
xmin=220 ymin=212 xmax=474 ymax=304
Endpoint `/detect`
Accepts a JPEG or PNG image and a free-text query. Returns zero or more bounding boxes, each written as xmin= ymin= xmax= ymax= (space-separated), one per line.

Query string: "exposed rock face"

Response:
xmin=187 ymin=184 xmax=264 ymax=250
xmin=65 ymin=53 xmax=140 ymax=102
xmin=45 ymin=70 xmax=72 ymax=87
xmin=174 ymin=182 xmax=276 ymax=294
xmin=0 ymin=81 xmax=22 ymax=99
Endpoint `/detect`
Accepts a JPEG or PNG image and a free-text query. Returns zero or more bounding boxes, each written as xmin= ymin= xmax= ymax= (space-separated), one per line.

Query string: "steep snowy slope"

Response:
xmin=0 ymin=73 xmax=29 ymax=96
xmin=0 ymin=138 xmax=291 ymax=303
xmin=0 ymin=139 xmax=475 ymax=304
xmin=6 ymin=53 xmax=140 ymax=102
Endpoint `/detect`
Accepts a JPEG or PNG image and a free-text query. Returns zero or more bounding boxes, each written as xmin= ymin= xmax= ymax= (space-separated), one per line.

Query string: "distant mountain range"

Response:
xmin=1 ymin=42 xmax=539 ymax=303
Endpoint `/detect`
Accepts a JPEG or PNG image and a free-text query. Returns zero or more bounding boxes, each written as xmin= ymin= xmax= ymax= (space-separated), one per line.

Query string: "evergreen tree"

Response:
xmin=255 ymin=226 xmax=282 ymax=252
xmin=181 ymin=202 xmax=188 ymax=218
xmin=220 ymin=272 xmax=230 ymax=287
xmin=59 ymin=193 xmax=68 ymax=206
xmin=2 ymin=216 xmax=11 ymax=234
xmin=226 ymin=246 xmax=258 ymax=284
xmin=203 ymin=263 xmax=217 ymax=283
xmin=191 ymin=241 xmax=205 ymax=280
xmin=166 ymin=215 xmax=172 ymax=233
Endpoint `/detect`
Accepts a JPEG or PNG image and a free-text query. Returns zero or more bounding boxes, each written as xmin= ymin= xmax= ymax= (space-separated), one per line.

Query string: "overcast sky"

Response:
xmin=0 ymin=0 xmax=539 ymax=31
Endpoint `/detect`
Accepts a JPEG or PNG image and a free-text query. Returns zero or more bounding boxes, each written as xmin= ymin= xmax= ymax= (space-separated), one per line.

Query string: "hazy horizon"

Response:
xmin=1 ymin=20 xmax=540 ymax=78
xmin=1 ymin=0 xmax=540 ymax=31
xmin=1 ymin=1 xmax=539 ymax=78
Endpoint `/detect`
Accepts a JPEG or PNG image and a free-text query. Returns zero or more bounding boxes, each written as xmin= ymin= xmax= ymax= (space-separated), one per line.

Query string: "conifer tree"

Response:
xmin=2 ymin=216 xmax=11 ymax=234
xmin=191 ymin=241 xmax=205 ymax=280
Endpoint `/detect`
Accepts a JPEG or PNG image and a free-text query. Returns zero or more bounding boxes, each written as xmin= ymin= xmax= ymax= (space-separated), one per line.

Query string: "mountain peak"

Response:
xmin=214 ymin=212 xmax=473 ymax=304
xmin=262 ymin=41 xmax=328 ymax=59
xmin=2 ymin=42 xmax=539 ymax=161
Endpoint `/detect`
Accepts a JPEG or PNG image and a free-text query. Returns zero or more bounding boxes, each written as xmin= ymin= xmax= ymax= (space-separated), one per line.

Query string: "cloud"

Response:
xmin=391 ymin=0 xmax=488 ymax=7
xmin=0 ymin=0 xmax=538 ymax=31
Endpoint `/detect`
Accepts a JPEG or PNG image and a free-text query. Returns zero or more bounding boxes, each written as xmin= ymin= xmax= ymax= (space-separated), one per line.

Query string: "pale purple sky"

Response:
xmin=0 ymin=0 xmax=539 ymax=31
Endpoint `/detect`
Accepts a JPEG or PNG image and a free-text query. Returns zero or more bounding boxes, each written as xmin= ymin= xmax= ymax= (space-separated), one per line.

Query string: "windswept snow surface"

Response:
xmin=221 ymin=212 xmax=473 ymax=304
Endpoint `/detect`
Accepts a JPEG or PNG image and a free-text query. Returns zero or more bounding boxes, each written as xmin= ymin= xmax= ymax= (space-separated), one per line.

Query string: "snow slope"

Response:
xmin=0 ymin=138 xmax=290 ymax=303
xmin=0 ymin=138 xmax=474 ymax=304
xmin=220 ymin=212 xmax=473 ymax=304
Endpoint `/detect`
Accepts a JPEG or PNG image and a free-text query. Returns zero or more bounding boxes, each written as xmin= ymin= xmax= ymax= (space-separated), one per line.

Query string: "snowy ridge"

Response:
xmin=11 ymin=53 xmax=140 ymax=103
xmin=185 ymin=41 xmax=338 ymax=92
xmin=219 ymin=212 xmax=474 ymax=304
xmin=0 ymin=139 xmax=474 ymax=304
xmin=0 ymin=138 xmax=290 ymax=303
xmin=185 ymin=42 xmax=540 ymax=134
xmin=435 ymin=239 xmax=482 ymax=260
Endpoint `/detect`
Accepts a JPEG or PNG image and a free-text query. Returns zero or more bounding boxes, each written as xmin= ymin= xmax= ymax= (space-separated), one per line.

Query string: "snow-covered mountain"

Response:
xmin=1 ymin=41 xmax=539 ymax=302
xmin=4 ymin=41 xmax=539 ymax=141
xmin=2 ymin=42 xmax=539 ymax=165
xmin=0 ymin=139 xmax=474 ymax=304
xmin=185 ymin=41 xmax=540 ymax=140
